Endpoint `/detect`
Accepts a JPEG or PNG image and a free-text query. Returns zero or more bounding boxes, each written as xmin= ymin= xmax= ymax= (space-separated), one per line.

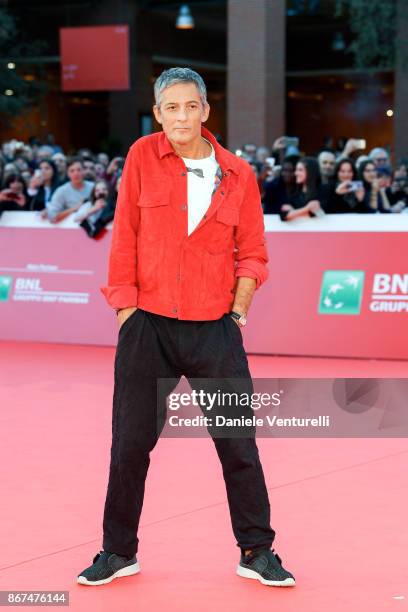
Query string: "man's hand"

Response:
xmin=230 ymin=277 xmax=255 ymax=328
xmin=342 ymin=138 xmax=361 ymax=158
xmin=117 ymin=306 xmax=138 ymax=330
xmin=230 ymin=314 xmax=241 ymax=327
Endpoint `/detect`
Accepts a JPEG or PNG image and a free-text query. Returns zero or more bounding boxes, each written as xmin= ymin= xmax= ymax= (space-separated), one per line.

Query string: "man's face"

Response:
xmin=68 ymin=162 xmax=85 ymax=184
xmin=83 ymin=160 xmax=96 ymax=181
xmin=53 ymin=155 xmax=67 ymax=173
xmin=318 ymin=152 xmax=336 ymax=178
xmin=152 ymin=82 xmax=210 ymax=146
xmin=281 ymin=162 xmax=295 ymax=184
xmin=372 ymin=152 xmax=389 ymax=167
xmin=97 ymin=153 xmax=109 ymax=167
xmin=377 ymin=172 xmax=391 ymax=189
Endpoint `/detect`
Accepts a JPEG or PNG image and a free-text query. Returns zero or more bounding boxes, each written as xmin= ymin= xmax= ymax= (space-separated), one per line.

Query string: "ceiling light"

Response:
xmin=176 ymin=4 xmax=194 ymax=29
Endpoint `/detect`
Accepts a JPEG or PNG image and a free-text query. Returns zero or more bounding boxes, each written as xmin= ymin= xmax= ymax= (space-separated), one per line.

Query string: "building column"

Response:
xmin=227 ymin=0 xmax=286 ymax=151
xmin=93 ymin=0 xmax=156 ymax=153
xmin=394 ymin=0 xmax=408 ymax=161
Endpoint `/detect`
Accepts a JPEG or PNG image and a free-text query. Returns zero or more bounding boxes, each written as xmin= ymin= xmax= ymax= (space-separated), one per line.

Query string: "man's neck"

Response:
xmin=171 ymin=134 xmax=212 ymax=160
xmin=71 ymin=180 xmax=84 ymax=190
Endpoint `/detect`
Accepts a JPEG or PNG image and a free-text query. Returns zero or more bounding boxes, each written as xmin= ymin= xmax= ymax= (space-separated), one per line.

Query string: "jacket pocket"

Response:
xmin=137 ymin=194 xmax=170 ymax=241
xmin=205 ymin=205 xmax=239 ymax=255
xmin=215 ymin=206 xmax=240 ymax=226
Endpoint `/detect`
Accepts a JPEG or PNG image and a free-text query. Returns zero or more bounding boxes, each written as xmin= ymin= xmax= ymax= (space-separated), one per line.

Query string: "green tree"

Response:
xmin=0 ymin=7 xmax=46 ymax=118
xmin=335 ymin=0 xmax=397 ymax=69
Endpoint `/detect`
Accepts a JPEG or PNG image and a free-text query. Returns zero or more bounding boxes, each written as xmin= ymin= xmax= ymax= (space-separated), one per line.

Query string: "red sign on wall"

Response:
xmin=60 ymin=25 xmax=129 ymax=91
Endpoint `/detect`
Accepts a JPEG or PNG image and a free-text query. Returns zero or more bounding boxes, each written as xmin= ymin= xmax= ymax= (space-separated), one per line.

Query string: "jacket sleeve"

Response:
xmin=100 ymin=144 xmax=141 ymax=309
xmin=234 ymin=166 xmax=269 ymax=289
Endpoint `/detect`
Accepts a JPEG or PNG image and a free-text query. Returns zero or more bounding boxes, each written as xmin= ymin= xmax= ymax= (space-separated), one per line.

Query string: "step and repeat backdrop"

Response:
xmin=1 ymin=212 xmax=407 ymax=359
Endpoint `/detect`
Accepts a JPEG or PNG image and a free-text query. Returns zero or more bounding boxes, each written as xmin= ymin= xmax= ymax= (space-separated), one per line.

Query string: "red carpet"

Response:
xmin=1 ymin=340 xmax=407 ymax=610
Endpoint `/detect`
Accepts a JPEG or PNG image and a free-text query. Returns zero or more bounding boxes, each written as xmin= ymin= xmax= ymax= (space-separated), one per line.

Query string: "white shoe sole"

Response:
xmin=77 ymin=561 xmax=140 ymax=586
xmin=236 ymin=564 xmax=296 ymax=587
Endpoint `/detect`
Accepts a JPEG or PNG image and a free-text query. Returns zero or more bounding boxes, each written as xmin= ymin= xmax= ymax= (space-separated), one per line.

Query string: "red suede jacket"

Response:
xmin=100 ymin=125 xmax=269 ymax=320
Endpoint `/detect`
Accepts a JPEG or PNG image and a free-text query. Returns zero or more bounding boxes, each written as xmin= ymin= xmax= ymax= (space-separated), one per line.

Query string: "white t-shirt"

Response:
xmin=181 ymin=138 xmax=219 ymax=235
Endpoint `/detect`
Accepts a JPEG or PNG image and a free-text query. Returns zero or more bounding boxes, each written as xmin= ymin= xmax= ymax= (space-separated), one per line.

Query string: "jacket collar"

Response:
xmin=158 ymin=125 xmax=240 ymax=175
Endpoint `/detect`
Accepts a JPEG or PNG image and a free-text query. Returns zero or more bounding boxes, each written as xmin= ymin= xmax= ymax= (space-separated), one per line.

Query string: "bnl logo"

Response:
xmin=319 ymin=271 xmax=365 ymax=315
xmin=0 ymin=276 xmax=13 ymax=302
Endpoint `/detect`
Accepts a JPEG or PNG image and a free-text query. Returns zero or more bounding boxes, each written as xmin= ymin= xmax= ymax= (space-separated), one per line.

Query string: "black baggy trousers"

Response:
xmin=102 ymin=307 xmax=275 ymax=557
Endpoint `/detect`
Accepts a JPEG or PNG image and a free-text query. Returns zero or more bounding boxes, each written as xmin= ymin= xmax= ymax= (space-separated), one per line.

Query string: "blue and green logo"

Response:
xmin=319 ymin=270 xmax=365 ymax=315
xmin=0 ymin=276 xmax=13 ymax=302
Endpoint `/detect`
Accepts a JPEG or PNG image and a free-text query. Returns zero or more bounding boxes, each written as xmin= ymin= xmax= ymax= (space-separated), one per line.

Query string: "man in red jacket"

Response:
xmin=77 ymin=67 xmax=295 ymax=588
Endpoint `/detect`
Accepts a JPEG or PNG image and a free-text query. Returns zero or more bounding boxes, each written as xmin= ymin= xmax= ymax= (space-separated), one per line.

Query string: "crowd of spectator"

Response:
xmin=0 ymin=137 xmax=124 ymax=238
xmin=242 ymin=137 xmax=408 ymax=221
xmin=1 ymin=134 xmax=407 ymax=239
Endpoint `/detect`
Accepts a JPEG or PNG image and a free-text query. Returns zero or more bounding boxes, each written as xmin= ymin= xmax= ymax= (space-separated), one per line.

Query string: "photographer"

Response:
xmin=326 ymin=158 xmax=366 ymax=214
xmin=105 ymin=156 xmax=124 ymax=190
xmin=359 ymin=161 xmax=402 ymax=213
xmin=271 ymin=136 xmax=300 ymax=165
xmin=27 ymin=159 xmax=60 ymax=211
xmin=262 ymin=158 xmax=297 ymax=214
xmin=390 ymin=163 xmax=408 ymax=207
xmin=73 ymin=179 xmax=111 ymax=238
xmin=376 ymin=167 xmax=406 ymax=213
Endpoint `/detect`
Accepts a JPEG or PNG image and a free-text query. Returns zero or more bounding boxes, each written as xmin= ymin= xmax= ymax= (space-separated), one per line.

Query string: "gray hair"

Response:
xmin=154 ymin=67 xmax=207 ymax=108
xmin=369 ymin=147 xmax=389 ymax=160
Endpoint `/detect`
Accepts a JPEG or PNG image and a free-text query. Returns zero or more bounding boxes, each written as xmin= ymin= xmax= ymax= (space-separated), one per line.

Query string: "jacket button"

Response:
xmin=181 ymin=172 xmax=186 ymax=176
xmin=221 ymin=191 xmax=225 ymax=195
xmin=172 ymin=308 xmax=178 ymax=313
xmin=181 ymin=204 xmax=187 ymax=211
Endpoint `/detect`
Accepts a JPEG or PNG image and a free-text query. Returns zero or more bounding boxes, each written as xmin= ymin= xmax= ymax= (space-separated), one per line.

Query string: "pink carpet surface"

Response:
xmin=1 ymin=340 xmax=407 ymax=611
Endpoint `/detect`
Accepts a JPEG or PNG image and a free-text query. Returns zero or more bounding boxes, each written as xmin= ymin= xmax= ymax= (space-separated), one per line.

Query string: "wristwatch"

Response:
xmin=229 ymin=310 xmax=247 ymax=327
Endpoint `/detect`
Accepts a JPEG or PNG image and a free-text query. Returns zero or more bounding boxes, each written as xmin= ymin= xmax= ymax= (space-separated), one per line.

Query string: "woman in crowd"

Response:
xmin=326 ymin=158 xmax=366 ymax=213
xmin=280 ymin=157 xmax=328 ymax=221
xmin=27 ymin=159 xmax=60 ymax=211
xmin=262 ymin=157 xmax=297 ymax=214
xmin=390 ymin=163 xmax=408 ymax=207
xmin=376 ymin=167 xmax=406 ymax=213
xmin=73 ymin=179 xmax=111 ymax=237
xmin=359 ymin=161 xmax=404 ymax=213
xmin=0 ymin=173 xmax=27 ymax=213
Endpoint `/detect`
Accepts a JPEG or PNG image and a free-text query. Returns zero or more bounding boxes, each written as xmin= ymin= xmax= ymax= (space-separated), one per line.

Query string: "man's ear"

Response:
xmin=152 ymin=105 xmax=162 ymax=125
xmin=201 ymin=102 xmax=210 ymax=124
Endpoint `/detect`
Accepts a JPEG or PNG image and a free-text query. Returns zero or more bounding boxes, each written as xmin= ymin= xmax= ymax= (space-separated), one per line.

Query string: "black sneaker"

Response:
xmin=236 ymin=547 xmax=296 ymax=587
xmin=77 ymin=550 xmax=140 ymax=586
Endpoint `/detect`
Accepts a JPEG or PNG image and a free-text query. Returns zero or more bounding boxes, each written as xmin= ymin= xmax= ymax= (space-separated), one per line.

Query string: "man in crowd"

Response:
xmin=45 ymin=158 xmax=94 ymax=223
xmin=317 ymin=150 xmax=336 ymax=185
xmin=369 ymin=147 xmax=390 ymax=169
xmin=52 ymin=152 xmax=68 ymax=184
